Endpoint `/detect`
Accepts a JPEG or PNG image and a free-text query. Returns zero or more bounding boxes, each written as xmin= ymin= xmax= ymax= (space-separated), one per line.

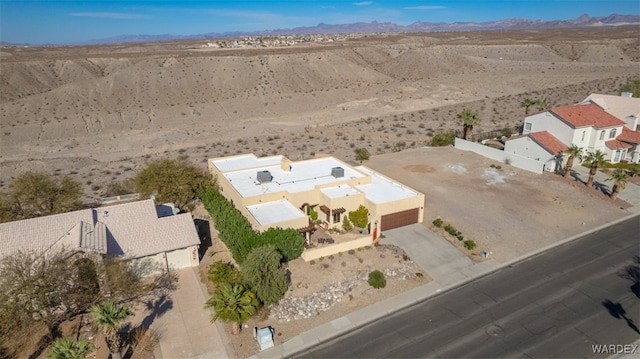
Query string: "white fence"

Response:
xmin=454 ymin=138 xmax=544 ymax=174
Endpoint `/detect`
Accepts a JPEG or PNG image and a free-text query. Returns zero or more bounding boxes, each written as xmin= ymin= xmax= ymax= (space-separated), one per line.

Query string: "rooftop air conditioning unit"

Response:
xmin=331 ymin=167 xmax=344 ymax=178
xmin=257 ymin=170 xmax=273 ymax=183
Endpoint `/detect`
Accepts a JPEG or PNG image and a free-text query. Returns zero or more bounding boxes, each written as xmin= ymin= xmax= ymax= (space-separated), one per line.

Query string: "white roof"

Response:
xmin=246 ymin=200 xmax=306 ymax=226
xmin=0 ymin=200 xmax=200 ymax=259
xmin=211 ymin=154 xmax=282 ymax=172
xmin=222 ymin=157 xmax=366 ymax=198
xmin=355 ymin=167 xmax=419 ymax=204
xmin=321 ymin=185 xmax=360 ymax=199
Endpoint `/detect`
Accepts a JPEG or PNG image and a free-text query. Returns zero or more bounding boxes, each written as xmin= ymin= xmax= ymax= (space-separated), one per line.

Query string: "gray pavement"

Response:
xmin=129 ymin=267 xmax=231 ymax=359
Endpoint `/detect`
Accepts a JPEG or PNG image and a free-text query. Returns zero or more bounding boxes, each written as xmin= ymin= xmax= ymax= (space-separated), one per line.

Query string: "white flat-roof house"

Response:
xmin=209 ymin=154 xmax=425 ymax=237
xmin=505 ymin=102 xmax=640 ymax=166
xmin=0 ymin=199 xmax=201 ymax=271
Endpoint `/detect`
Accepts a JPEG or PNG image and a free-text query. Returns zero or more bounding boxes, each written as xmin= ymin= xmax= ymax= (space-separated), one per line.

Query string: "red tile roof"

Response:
xmin=605 ymin=140 xmax=632 ymax=150
xmin=528 ymin=131 xmax=568 ymax=154
xmin=550 ymin=103 xmax=626 ymax=129
xmin=617 ymin=127 xmax=640 ymax=144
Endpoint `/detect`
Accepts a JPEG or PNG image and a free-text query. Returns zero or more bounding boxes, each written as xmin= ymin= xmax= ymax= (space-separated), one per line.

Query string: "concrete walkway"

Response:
xmin=130 ymin=267 xmax=230 ymax=359
xmin=382 ymin=224 xmax=500 ymax=284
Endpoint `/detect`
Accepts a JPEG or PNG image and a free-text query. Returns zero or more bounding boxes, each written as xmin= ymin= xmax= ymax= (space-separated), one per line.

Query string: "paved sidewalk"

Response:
xmin=570 ymin=165 xmax=640 ymax=212
xmin=130 ymin=267 xmax=230 ymax=359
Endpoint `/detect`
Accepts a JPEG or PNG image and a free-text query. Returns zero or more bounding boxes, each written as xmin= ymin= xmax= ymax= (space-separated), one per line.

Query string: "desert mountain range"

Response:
xmin=0 ymin=26 xmax=638 ymax=199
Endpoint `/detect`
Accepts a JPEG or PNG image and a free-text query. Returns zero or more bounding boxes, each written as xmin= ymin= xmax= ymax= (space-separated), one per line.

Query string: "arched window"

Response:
xmin=609 ymin=128 xmax=617 ymax=139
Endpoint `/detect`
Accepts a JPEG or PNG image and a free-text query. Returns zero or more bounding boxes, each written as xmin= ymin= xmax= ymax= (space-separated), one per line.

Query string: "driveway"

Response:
xmin=129 ymin=267 xmax=230 ymax=359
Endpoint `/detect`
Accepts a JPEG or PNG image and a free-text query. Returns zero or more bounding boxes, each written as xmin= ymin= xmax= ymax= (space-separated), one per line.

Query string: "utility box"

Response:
xmin=257 ymin=170 xmax=273 ymax=183
xmin=331 ymin=166 xmax=344 ymax=178
xmin=253 ymin=326 xmax=275 ymax=351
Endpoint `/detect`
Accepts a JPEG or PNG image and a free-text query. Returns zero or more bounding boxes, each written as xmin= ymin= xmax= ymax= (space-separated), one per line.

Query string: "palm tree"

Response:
xmin=90 ymin=301 xmax=132 ymax=359
xmin=47 ymin=337 xmax=93 ymax=359
xmin=606 ymin=169 xmax=630 ymax=200
xmin=205 ymin=283 xmax=259 ymax=335
xmin=520 ymin=98 xmax=535 ymax=115
xmin=563 ymin=144 xmax=582 ymax=179
xmin=583 ymin=150 xmax=608 ymax=188
xmin=535 ymin=97 xmax=551 ymax=112
xmin=457 ymin=109 xmax=480 ymax=141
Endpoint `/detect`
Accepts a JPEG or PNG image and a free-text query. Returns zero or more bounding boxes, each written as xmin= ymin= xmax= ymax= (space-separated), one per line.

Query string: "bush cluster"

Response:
xmin=200 ymin=189 xmax=304 ymax=263
xmin=368 ymin=270 xmax=387 ymax=289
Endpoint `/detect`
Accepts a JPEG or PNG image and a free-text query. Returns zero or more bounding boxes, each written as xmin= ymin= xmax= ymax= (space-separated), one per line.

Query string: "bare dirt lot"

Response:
xmin=366 ymin=146 xmax=631 ymax=262
xmin=1 ymin=27 xmax=639 ymax=199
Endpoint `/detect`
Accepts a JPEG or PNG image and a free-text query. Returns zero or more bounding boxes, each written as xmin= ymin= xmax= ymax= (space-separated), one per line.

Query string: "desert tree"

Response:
xmin=47 ymin=337 xmax=93 ymax=359
xmin=563 ymin=144 xmax=583 ymax=179
xmin=0 ymin=250 xmax=175 ymax=357
xmin=457 ymin=109 xmax=480 ymax=141
xmin=90 ymin=301 xmax=132 ymax=359
xmin=606 ymin=168 xmax=630 ymax=200
xmin=355 ymin=148 xmax=370 ymax=163
xmin=132 ymin=158 xmax=213 ymax=211
xmin=583 ymin=150 xmax=608 ymax=188
xmin=0 ymin=172 xmax=83 ymax=222
xmin=535 ymin=97 xmax=551 ymax=112
xmin=520 ymin=98 xmax=535 ymax=115
xmin=241 ymin=245 xmax=288 ymax=306
xmin=205 ymin=283 xmax=259 ymax=335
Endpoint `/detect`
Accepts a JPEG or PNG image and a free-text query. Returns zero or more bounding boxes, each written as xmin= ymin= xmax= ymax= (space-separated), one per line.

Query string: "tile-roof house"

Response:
xmin=0 ymin=200 xmax=201 ymax=271
xmin=504 ymin=131 xmax=568 ymax=172
xmin=580 ymin=93 xmax=640 ymax=131
xmin=514 ymin=103 xmax=639 ymax=164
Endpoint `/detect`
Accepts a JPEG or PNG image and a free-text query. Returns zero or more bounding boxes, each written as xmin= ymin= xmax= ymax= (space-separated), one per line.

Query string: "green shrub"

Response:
xmin=432 ymin=218 xmax=443 ymax=227
xmin=463 ymin=240 xmax=477 ymax=250
xmin=328 ymin=255 xmax=335 ymax=261
xmin=348 ymin=249 xmax=355 ymax=255
xmin=368 ymin=270 xmax=387 ymax=289
xmin=457 ymin=234 xmax=464 ymax=241
xmin=342 ymin=216 xmax=353 ymax=231
xmin=429 ymin=132 xmax=456 ymax=147
xmin=415 ymin=272 xmax=424 ymax=277
xmin=348 ymin=205 xmax=369 ymax=228
xmin=308 ymin=207 xmax=319 ymax=221
xmin=309 ymin=260 xmax=316 ymax=265
xmin=207 ymin=261 xmax=243 ymax=287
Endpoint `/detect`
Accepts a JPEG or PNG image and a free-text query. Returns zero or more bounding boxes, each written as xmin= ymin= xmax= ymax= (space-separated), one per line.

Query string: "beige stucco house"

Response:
xmin=208 ymin=154 xmax=425 ymax=239
xmin=0 ymin=199 xmax=201 ymax=271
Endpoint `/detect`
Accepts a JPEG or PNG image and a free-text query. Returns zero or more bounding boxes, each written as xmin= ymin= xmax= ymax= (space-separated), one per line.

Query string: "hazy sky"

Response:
xmin=1 ymin=0 xmax=638 ymax=44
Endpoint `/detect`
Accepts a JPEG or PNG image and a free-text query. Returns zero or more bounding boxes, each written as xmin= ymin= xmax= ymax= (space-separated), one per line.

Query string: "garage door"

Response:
xmin=381 ymin=208 xmax=419 ymax=231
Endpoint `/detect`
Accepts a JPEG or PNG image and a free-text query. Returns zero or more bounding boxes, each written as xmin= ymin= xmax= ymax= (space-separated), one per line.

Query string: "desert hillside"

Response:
xmin=0 ymin=27 xmax=639 ymax=199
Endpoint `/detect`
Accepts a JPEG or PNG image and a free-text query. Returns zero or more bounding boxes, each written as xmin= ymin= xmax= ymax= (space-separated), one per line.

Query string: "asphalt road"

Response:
xmin=293 ymin=215 xmax=640 ymax=359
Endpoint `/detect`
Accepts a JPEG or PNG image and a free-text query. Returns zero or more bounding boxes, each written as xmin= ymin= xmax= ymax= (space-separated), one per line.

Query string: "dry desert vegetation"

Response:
xmin=1 ymin=27 xmax=639 ymax=197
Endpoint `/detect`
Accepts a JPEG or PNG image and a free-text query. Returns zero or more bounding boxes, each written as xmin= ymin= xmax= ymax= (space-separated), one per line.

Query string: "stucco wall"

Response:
xmin=454 ymin=138 xmax=544 ymax=174
xmin=504 ymin=136 xmax=561 ymax=172
xmin=300 ymin=235 xmax=373 ymax=261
